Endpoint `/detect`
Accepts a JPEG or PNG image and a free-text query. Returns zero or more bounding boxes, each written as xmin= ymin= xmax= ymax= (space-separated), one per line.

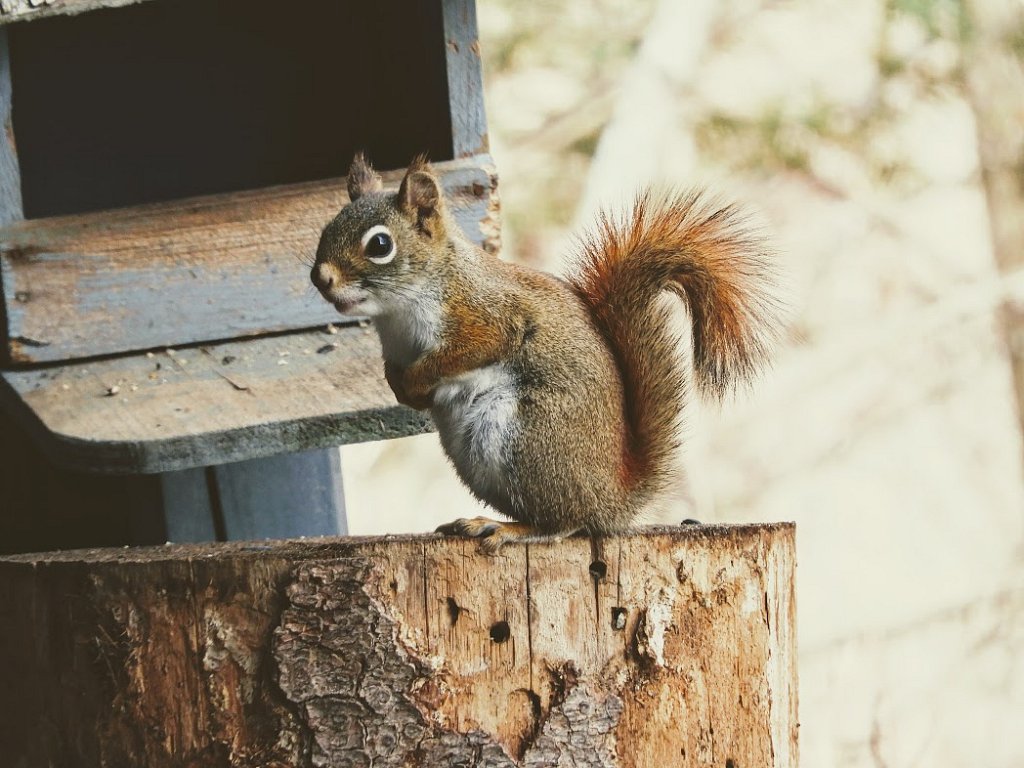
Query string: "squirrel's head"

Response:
xmin=311 ymin=153 xmax=449 ymax=317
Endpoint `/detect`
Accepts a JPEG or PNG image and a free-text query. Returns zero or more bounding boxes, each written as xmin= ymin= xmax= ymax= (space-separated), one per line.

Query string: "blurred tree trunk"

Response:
xmin=964 ymin=0 xmax=1024 ymax=442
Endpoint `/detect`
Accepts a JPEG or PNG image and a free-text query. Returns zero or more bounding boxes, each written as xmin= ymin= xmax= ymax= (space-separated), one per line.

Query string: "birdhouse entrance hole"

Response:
xmin=6 ymin=0 xmax=456 ymax=219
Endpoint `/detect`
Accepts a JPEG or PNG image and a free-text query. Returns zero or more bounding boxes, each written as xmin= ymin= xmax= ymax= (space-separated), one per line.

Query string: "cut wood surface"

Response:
xmin=0 ymin=323 xmax=432 ymax=474
xmin=0 ymin=155 xmax=499 ymax=364
xmin=0 ymin=524 xmax=798 ymax=767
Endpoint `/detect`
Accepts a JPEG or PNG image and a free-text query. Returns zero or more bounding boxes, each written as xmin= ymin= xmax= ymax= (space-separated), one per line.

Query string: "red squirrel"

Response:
xmin=311 ymin=155 xmax=781 ymax=552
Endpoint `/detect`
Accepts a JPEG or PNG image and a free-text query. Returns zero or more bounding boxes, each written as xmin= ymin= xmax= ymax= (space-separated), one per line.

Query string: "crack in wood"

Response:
xmin=1 ymin=526 xmax=797 ymax=766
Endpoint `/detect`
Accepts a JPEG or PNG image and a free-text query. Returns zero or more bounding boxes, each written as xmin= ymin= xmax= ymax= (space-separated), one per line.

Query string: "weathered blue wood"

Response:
xmin=442 ymin=0 xmax=489 ymax=158
xmin=212 ymin=448 xmax=347 ymax=540
xmin=0 ymin=325 xmax=434 ymax=475
xmin=0 ymin=157 xmax=497 ymax=364
xmin=0 ymin=29 xmax=21 ymax=225
xmin=159 ymin=467 xmax=219 ymax=543
xmin=159 ymin=459 xmax=347 ymax=543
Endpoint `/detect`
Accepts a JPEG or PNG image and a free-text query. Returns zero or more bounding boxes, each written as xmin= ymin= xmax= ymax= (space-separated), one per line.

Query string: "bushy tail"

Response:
xmin=569 ymin=191 xmax=782 ymax=495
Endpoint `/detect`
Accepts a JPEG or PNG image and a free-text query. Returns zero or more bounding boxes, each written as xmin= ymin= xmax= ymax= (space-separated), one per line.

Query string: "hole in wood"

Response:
xmin=489 ymin=620 xmax=510 ymax=644
xmin=726 ymin=760 xmax=737 ymax=768
xmin=589 ymin=560 xmax=608 ymax=580
xmin=446 ymin=597 xmax=462 ymax=627
xmin=611 ymin=607 xmax=627 ymax=630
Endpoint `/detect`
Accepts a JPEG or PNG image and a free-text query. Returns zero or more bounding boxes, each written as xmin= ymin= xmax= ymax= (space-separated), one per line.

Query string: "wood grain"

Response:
xmin=0 ymin=523 xmax=798 ymax=767
xmin=443 ymin=0 xmax=490 ymax=158
xmin=0 ymin=155 xmax=499 ymax=363
xmin=0 ymin=323 xmax=433 ymax=474
xmin=0 ymin=0 xmax=153 ymax=25
xmin=0 ymin=28 xmax=20 ymax=224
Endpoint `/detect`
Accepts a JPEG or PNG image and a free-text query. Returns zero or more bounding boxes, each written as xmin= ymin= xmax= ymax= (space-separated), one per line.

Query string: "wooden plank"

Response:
xmin=0 ymin=0 xmax=154 ymax=25
xmin=0 ymin=155 xmax=499 ymax=364
xmin=0 ymin=324 xmax=433 ymax=474
xmin=0 ymin=28 xmax=21 ymax=224
xmin=442 ymin=0 xmax=490 ymax=158
xmin=158 ymin=467 xmax=219 ymax=543
xmin=213 ymin=448 xmax=347 ymax=540
xmin=0 ymin=524 xmax=798 ymax=767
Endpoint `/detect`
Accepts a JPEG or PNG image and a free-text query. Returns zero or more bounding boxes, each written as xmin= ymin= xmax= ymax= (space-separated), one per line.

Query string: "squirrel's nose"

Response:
xmin=311 ymin=262 xmax=338 ymax=292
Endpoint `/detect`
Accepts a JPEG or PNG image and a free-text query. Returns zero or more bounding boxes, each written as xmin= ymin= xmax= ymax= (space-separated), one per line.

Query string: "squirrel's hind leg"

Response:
xmin=435 ymin=516 xmax=577 ymax=555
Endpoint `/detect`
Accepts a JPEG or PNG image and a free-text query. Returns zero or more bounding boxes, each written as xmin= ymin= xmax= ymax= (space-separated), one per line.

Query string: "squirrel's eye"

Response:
xmin=367 ymin=233 xmax=392 ymax=257
xmin=360 ymin=225 xmax=396 ymax=265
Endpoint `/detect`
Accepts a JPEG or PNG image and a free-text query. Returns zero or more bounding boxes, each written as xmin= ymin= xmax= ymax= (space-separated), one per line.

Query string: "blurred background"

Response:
xmin=341 ymin=0 xmax=1024 ymax=765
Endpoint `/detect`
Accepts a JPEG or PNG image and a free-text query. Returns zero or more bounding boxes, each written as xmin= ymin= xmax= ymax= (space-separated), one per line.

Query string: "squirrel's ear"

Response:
xmin=347 ymin=153 xmax=383 ymax=201
xmin=399 ymin=156 xmax=444 ymax=236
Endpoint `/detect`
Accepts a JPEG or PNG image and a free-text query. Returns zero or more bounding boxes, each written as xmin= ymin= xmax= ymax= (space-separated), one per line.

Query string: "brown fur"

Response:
xmin=312 ymin=158 xmax=782 ymax=550
xmin=569 ymin=191 xmax=781 ymax=502
xmin=347 ymin=152 xmax=383 ymax=201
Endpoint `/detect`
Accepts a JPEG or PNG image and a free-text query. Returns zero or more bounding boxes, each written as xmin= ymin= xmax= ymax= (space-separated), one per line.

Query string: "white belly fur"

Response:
xmin=431 ymin=364 xmax=518 ymax=502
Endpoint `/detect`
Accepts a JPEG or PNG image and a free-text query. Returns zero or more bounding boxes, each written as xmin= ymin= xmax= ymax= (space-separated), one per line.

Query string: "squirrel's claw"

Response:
xmin=436 ymin=516 xmax=532 ymax=554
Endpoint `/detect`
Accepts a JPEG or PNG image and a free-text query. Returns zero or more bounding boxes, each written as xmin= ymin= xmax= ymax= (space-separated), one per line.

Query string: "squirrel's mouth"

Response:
xmin=334 ymin=297 xmax=366 ymax=314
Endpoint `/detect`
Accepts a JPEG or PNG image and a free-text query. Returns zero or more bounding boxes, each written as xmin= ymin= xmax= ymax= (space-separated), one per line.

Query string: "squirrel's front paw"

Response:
xmin=384 ymin=362 xmax=432 ymax=410
xmin=396 ymin=386 xmax=432 ymax=411
xmin=399 ymin=369 xmax=435 ymax=411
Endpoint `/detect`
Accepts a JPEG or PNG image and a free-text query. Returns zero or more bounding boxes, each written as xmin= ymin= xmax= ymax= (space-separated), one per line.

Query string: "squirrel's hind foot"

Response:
xmin=435 ymin=516 xmax=575 ymax=555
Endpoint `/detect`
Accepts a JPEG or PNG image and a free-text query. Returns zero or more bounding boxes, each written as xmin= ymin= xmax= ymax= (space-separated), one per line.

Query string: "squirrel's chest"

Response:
xmin=374 ymin=298 xmax=443 ymax=366
xmin=431 ymin=365 xmax=519 ymax=499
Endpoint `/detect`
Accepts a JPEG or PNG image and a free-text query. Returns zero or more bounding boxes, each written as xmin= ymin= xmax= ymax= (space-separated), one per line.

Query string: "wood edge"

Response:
xmin=442 ymin=0 xmax=490 ymax=158
xmin=0 ymin=369 xmax=434 ymax=474
xmin=0 ymin=323 xmax=437 ymax=475
xmin=0 ymin=153 xmax=494 ymax=238
xmin=0 ymin=153 xmax=498 ymax=364
xmin=0 ymin=521 xmax=797 ymax=564
xmin=0 ymin=0 xmax=155 ymax=26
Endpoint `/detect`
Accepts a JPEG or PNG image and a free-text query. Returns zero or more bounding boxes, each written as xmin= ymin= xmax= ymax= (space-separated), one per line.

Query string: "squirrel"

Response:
xmin=311 ymin=154 xmax=782 ymax=552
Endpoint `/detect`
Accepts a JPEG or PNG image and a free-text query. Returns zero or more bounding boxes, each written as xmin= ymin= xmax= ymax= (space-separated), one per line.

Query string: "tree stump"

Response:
xmin=0 ymin=524 xmax=797 ymax=767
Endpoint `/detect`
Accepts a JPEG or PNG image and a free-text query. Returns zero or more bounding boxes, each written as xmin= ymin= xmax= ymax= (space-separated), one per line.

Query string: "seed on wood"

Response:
xmin=105 ymin=385 xmax=120 ymax=396
xmin=222 ymin=355 xmax=237 ymax=365
xmin=317 ymin=344 xmax=336 ymax=354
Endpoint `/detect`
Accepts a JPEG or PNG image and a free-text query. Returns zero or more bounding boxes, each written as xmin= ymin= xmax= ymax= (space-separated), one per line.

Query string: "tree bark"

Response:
xmin=0 ymin=524 xmax=797 ymax=767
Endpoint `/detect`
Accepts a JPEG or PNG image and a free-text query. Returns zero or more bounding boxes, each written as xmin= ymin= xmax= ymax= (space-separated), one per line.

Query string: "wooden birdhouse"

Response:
xmin=0 ymin=0 xmax=497 ymax=550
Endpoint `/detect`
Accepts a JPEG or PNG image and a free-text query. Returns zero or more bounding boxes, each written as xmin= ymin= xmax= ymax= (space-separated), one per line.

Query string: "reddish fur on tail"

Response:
xmin=570 ymin=191 xmax=781 ymax=497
